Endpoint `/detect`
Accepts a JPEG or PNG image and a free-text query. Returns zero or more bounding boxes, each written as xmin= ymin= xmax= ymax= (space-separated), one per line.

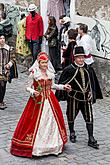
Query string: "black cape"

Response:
xmin=55 ymin=63 xmax=103 ymax=103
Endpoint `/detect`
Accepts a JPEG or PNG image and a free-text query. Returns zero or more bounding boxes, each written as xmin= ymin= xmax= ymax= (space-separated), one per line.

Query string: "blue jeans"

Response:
xmin=28 ymin=40 xmax=41 ymax=63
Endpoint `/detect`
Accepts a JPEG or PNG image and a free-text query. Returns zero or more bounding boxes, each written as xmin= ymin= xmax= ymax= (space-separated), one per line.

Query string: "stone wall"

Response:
xmin=76 ymin=0 xmax=110 ymax=21
xmin=93 ymin=57 xmax=110 ymax=96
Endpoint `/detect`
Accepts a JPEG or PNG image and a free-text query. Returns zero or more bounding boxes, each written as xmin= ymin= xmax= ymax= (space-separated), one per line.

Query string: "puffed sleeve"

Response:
xmin=26 ymin=70 xmax=36 ymax=96
xmin=51 ymin=78 xmax=64 ymax=90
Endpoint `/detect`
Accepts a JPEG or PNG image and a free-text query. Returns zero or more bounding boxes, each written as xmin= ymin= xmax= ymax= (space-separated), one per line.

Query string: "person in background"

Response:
xmin=0 ymin=12 xmax=13 ymax=41
xmin=25 ymin=4 xmax=44 ymax=63
xmin=16 ymin=13 xmax=31 ymax=57
xmin=11 ymin=52 xmax=71 ymax=158
xmin=55 ymin=46 xmax=103 ymax=149
xmin=77 ymin=23 xmax=94 ymax=65
xmin=59 ymin=14 xmax=66 ymax=43
xmin=44 ymin=16 xmax=60 ymax=72
xmin=62 ymin=28 xmax=78 ymax=68
xmin=61 ymin=16 xmax=71 ymax=48
xmin=0 ymin=33 xmax=17 ymax=110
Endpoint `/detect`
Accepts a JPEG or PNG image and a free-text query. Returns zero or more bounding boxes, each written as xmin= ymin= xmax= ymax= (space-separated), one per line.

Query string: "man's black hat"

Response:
xmin=74 ymin=46 xmax=85 ymax=56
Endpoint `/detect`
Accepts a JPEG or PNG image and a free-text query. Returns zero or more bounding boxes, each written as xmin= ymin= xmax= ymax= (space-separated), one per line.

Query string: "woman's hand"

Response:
xmin=34 ymin=91 xmax=40 ymax=97
xmin=64 ymin=84 xmax=72 ymax=92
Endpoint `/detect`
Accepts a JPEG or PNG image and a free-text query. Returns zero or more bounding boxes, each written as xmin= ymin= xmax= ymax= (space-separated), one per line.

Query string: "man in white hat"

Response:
xmin=25 ymin=4 xmax=44 ymax=63
xmin=61 ymin=16 xmax=71 ymax=47
xmin=56 ymin=46 xmax=103 ymax=149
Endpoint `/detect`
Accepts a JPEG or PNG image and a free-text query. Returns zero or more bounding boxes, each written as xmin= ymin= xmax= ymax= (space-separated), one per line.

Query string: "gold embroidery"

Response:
xmin=25 ymin=133 xmax=33 ymax=142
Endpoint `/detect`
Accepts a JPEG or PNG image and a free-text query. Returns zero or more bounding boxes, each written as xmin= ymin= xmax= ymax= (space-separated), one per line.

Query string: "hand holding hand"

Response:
xmin=64 ymin=84 xmax=72 ymax=92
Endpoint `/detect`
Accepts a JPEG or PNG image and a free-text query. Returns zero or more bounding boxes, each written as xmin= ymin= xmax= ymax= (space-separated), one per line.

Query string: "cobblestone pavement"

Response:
xmin=0 ymin=65 xmax=110 ymax=165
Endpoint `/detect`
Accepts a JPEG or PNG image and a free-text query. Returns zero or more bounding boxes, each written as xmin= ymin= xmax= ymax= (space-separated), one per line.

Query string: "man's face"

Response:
xmin=0 ymin=35 xmax=5 ymax=46
xmin=30 ymin=10 xmax=36 ymax=17
xmin=59 ymin=19 xmax=65 ymax=25
xmin=74 ymin=55 xmax=85 ymax=66
xmin=78 ymin=27 xmax=83 ymax=35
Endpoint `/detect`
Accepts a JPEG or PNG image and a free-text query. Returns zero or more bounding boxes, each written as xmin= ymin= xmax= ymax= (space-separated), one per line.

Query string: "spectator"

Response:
xmin=61 ymin=16 xmax=71 ymax=47
xmin=0 ymin=12 xmax=13 ymax=40
xmin=16 ymin=13 xmax=31 ymax=57
xmin=62 ymin=28 xmax=78 ymax=68
xmin=77 ymin=23 xmax=94 ymax=65
xmin=44 ymin=16 xmax=60 ymax=72
xmin=25 ymin=4 xmax=44 ymax=63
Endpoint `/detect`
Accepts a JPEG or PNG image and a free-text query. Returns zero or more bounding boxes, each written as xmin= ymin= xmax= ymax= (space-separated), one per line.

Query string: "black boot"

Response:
xmin=86 ymin=123 xmax=99 ymax=149
xmin=70 ymin=131 xmax=76 ymax=143
xmin=69 ymin=123 xmax=76 ymax=143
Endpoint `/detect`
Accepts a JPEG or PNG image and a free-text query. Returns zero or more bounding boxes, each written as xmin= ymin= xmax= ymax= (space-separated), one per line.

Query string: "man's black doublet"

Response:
xmin=55 ymin=63 xmax=103 ymax=123
xmin=55 ymin=63 xmax=103 ymax=103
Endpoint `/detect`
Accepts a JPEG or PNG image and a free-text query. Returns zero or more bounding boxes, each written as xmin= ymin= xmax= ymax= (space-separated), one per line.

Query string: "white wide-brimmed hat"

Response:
xmin=28 ymin=4 xmax=37 ymax=12
xmin=63 ymin=16 xmax=71 ymax=24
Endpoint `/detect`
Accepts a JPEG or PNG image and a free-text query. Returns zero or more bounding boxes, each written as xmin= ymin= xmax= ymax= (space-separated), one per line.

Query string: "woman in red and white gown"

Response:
xmin=10 ymin=52 xmax=71 ymax=158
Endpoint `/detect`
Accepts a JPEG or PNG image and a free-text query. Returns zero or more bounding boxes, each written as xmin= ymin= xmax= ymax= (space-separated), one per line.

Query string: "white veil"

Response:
xmin=29 ymin=59 xmax=55 ymax=74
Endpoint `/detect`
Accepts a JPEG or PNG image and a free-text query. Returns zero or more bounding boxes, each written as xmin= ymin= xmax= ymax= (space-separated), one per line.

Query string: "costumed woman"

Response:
xmin=16 ymin=13 xmax=31 ymax=57
xmin=10 ymin=52 xmax=71 ymax=158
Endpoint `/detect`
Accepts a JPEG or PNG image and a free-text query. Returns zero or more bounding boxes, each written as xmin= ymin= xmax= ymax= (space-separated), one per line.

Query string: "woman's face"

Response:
xmin=39 ymin=60 xmax=48 ymax=71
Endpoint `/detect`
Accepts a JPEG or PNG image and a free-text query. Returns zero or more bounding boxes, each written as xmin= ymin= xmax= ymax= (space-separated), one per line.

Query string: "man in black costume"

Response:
xmin=55 ymin=46 xmax=103 ymax=149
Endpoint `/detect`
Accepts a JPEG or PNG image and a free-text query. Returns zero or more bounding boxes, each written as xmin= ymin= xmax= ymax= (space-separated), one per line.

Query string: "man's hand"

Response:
xmin=5 ymin=64 xmax=10 ymax=70
xmin=64 ymin=84 xmax=72 ymax=92
xmin=87 ymin=92 xmax=92 ymax=102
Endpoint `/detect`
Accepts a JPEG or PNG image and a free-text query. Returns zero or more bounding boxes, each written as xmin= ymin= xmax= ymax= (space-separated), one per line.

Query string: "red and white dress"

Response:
xmin=10 ymin=68 xmax=67 ymax=158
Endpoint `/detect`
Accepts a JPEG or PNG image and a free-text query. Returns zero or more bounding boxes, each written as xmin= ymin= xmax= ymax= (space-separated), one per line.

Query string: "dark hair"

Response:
xmin=1 ymin=12 xmax=6 ymax=19
xmin=0 ymin=31 xmax=5 ymax=37
xmin=0 ymin=3 xmax=4 ymax=11
xmin=48 ymin=16 xmax=56 ymax=26
xmin=59 ymin=14 xmax=66 ymax=20
xmin=20 ymin=13 xmax=25 ymax=20
xmin=68 ymin=29 xmax=78 ymax=40
xmin=78 ymin=23 xmax=88 ymax=33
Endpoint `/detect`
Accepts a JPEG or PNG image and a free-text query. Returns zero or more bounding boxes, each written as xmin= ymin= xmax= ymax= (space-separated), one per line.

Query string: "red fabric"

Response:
xmin=84 ymin=54 xmax=92 ymax=58
xmin=25 ymin=13 xmax=44 ymax=41
xmin=38 ymin=52 xmax=48 ymax=61
xmin=10 ymin=79 xmax=67 ymax=157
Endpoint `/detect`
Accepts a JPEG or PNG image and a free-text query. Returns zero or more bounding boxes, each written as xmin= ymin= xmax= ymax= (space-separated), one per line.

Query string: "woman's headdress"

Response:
xmin=29 ymin=52 xmax=55 ymax=74
xmin=37 ymin=52 xmax=48 ymax=62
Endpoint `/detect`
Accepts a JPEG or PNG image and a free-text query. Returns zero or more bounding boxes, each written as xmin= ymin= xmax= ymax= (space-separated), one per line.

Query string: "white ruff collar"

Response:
xmin=74 ymin=61 xmax=84 ymax=67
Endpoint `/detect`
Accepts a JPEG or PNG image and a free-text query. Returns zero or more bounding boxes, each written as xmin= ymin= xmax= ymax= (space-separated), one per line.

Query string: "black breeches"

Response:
xmin=0 ymin=80 xmax=7 ymax=103
xmin=66 ymin=98 xmax=93 ymax=123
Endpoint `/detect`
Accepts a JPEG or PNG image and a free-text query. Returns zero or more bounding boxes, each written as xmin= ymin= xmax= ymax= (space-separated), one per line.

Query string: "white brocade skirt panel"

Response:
xmin=32 ymin=99 xmax=63 ymax=156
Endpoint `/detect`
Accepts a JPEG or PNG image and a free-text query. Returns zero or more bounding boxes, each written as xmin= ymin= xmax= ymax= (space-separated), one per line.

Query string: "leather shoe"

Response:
xmin=88 ymin=136 xmax=99 ymax=149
